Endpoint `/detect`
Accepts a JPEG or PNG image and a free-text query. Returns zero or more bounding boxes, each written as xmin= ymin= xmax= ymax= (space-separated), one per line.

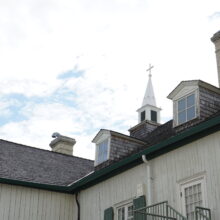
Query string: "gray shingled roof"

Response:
xmin=144 ymin=109 xmax=220 ymax=146
xmin=0 ymin=140 xmax=94 ymax=186
xmin=122 ymin=110 xmax=220 ymax=161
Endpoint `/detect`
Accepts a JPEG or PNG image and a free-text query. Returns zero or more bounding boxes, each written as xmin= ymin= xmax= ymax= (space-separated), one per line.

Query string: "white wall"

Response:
xmin=152 ymin=130 xmax=220 ymax=220
xmin=79 ymin=164 xmax=148 ymax=220
xmin=78 ymin=130 xmax=220 ymax=220
xmin=1 ymin=130 xmax=220 ymax=220
xmin=0 ymin=183 xmax=76 ymax=220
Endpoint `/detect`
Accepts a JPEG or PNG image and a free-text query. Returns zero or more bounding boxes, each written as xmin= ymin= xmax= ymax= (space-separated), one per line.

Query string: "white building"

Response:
xmin=0 ymin=31 xmax=220 ymax=220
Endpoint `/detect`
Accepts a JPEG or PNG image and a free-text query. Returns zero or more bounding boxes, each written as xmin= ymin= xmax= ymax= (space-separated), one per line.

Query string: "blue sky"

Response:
xmin=0 ymin=0 xmax=220 ymax=159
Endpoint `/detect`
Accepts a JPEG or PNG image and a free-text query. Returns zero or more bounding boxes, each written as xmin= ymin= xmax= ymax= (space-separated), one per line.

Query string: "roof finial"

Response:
xmin=146 ymin=64 xmax=154 ymax=78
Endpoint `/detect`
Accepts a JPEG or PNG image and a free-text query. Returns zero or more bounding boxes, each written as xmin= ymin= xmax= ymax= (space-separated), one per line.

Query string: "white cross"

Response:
xmin=146 ymin=64 xmax=154 ymax=77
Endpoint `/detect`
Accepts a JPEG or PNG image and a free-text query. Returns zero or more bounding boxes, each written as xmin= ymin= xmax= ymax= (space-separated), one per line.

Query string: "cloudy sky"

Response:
xmin=0 ymin=0 xmax=220 ymax=160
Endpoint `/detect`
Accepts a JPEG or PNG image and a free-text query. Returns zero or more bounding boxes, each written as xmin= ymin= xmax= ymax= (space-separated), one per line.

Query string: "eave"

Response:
xmin=167 ymin=80 xmax=220 ymax=100
xmin=0 ymin=177 xmax=70 ymax=193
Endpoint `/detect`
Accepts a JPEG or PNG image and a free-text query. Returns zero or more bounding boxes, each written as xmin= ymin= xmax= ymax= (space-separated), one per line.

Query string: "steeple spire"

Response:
xmin=142 ymin=68 xmax=156 ymax=106
xmin=137 ymin=64 xmax=161 ymax=123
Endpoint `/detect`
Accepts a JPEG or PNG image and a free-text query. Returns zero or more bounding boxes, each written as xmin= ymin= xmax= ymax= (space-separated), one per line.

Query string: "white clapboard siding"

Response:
xmin=0 ymin=183 xmax=76 ymax=220
xmin=1 ymin=131 xmax=220 ymax=220
xmin=80 ymin=162 xmax=148 ymax=220
xmin=152 ymin=130 xmax=220 ymax=219
xmin=78 ymin=130 xmax=220 ymax=220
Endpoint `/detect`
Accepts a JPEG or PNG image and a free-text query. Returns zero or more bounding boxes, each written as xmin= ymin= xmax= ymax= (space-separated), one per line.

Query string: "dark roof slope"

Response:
xmin=144 ymin=120 xmax=175 ymax=145
xmin=0 ymin=140 xmax=94 ymax=186
xmin=125 ymin=110 xmax=220 ymax=159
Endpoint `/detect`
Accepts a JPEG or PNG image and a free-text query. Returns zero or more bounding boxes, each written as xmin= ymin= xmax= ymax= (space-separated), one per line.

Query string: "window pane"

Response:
xmin=187 ymin=107 xmax=195 ymax=120
xmin=128 ymin=205 xmax=134 ymax=217
xmin=184 ymin=183 xmax=203 ymax=220
xmin=151 ymin=110 xmax=157 ymax=122
xmin=177 ymin=93 xmax=197 ymax=125
xmin=97 ymin=140 xmax=108 ymax=164
xmin=117 ymin=204 xmax=134 ymax=220
xmin=187 ymin=94 xmax=195 ymax=107
xmin=178 ymin=98 xmax=186 ymax=112
xmin=118 ymin=207 xmax=125 ymax=220
xmin=141 ymin=111 xmax=145 ymax=121
xmin=178 ymin=110 xmax=186 ymax=124
xmin=122 ymin=208 xmax=125 ymax=220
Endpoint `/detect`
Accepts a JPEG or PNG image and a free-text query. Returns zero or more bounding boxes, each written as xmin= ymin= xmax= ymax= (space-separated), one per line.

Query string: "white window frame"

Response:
xmin=94 ymin=135 xmax=111 ymax=166
xmin=115 ymin=200 xmax=134 ymax=220
xmin=174 ymin=90 xmax=199 ymax=126
xmin=177 ymin=93 xmax=196 ymax=125
xmin=178 ymin=174 xmax=207 ymax=218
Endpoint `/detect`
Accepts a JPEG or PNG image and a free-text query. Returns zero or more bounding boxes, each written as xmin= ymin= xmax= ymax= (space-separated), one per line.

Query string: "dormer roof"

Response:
xmin=92 ymin=129 xmax=145 ymax=145
xmin=167 ymin=80 xmax=220 ymax=100
xmin=92 ymin=129 xmax=111 ymax=144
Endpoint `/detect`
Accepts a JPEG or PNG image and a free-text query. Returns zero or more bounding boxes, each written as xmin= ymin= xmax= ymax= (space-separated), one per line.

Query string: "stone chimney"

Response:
xmin=211 ymin=30 xmax=220 ymax=87
xmin=50 ymin=132 xmax=76 ymax=156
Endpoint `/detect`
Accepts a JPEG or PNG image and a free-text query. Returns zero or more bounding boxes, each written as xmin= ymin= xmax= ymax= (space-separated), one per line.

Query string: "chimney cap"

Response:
xmin=52 ymin=132 xmax=61 ymax=138
xmin=50 ymin=135 xmax=76 ymax=148
xmin=211 ymin=30 xmax=220 ymax=43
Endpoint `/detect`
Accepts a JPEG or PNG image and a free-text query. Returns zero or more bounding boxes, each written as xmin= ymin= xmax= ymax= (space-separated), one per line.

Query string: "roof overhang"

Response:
xmin=167 ymin=80 xmax=220 ymax=100
xmin=136 ymin=104 xmax=162 ymax=112
xmin=92 ymin=129 xmax=111 ymax=144
xmin=92 ymin=129 xmax=146 ymax=145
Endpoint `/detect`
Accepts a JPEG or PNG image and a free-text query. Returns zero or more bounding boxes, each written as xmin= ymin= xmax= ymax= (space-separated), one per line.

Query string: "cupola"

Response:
xmin=129 ymin=65 xmax=161 ymax=140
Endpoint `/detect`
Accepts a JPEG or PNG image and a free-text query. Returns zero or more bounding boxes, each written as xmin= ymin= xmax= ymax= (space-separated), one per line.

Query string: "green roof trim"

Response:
xmin=0 ymin=114 xmax=220 ymax=193
xmin=0 ymin=177 xmax=70 ymax=193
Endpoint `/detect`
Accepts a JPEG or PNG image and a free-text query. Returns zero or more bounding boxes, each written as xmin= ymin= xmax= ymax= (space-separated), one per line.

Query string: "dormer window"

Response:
xmin=167 ymin=81 xmax=206 ymax=128
xmin=177 ymin=93 xmax=196 ymax=125
xmin=96 ymin=139 xmax=109 ymax=165
xmin=93 ymin=129 xmax=145 ymax=169
xmin=93 ymin=130 xmax=111 ymax=166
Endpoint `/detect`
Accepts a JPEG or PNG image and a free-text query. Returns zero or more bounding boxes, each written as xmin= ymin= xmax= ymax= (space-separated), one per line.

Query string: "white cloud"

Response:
xmin=0 ymin=0 xmax=220 ymax=160
xmin=0 ymin=100 xmax=14 ymax=117
xmin=0 ymin=79 xmax=61 ymax=97
xmin=0 ymin=101 xmax=96 ymax=159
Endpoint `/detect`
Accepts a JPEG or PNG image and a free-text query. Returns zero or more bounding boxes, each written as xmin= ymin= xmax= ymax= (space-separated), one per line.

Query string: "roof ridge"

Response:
xmin=0 ymin=139 xmax=94 ymax=162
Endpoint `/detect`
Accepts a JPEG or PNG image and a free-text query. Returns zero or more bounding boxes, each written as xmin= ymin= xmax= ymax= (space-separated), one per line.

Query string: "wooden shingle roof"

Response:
xmin=0 ymin=140 xmax=94 ymax=186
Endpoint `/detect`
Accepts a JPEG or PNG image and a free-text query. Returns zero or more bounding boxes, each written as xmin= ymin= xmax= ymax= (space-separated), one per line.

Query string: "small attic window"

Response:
xmin=96 ymin=139 xmax=109 ymax=165
xmin=177 ymin=93 xmax=196 ymax=125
